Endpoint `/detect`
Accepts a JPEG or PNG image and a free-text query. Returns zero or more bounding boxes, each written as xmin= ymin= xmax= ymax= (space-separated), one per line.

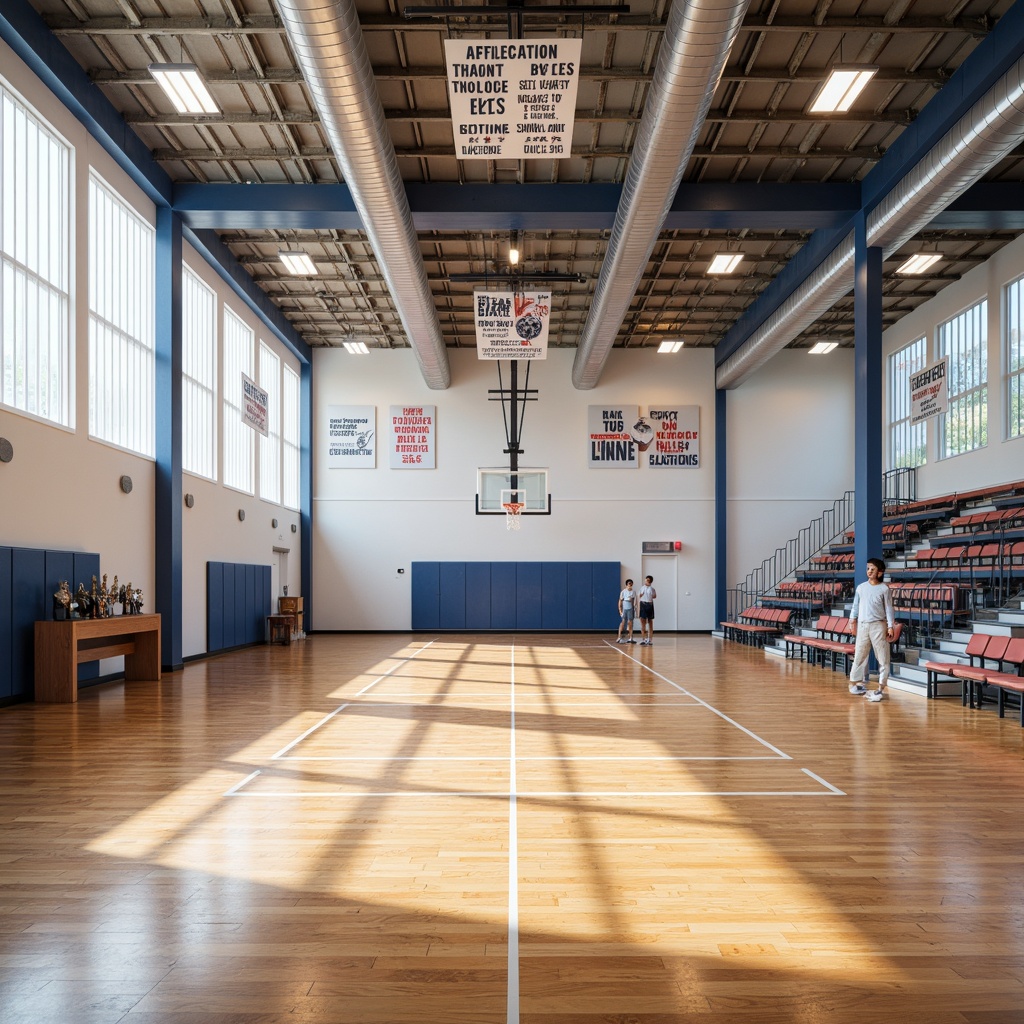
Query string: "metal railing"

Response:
xmin=883 ymin=467 xmax=918 ymax=509
xmin=726 ymin=489 xmax=856 ymax=623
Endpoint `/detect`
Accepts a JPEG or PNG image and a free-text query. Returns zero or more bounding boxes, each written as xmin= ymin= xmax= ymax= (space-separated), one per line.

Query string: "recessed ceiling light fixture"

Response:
xmin=808 ymin=341 xmax=838 ymax=355
xmin=896 ymin=253 xmax=942 ymax=275
xmin=343 ymin=340 xmax=370 ymax=355
xmin=658 ymin=340 xmax=684 ymax=353
xmin=148 ymin=63 xmax=219 ymax=115
xmin=809 ymin=65 xmax=878 ymax=113
xmin=708 ymin=254 xmax=743 ymax=275
xmin=279 ymin=251 xmax=317 ymax=275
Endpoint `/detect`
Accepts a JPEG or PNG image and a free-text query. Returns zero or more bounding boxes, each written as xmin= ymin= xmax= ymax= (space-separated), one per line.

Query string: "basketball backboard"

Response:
xmin=476 ymin=468 xmax=551 ymax=515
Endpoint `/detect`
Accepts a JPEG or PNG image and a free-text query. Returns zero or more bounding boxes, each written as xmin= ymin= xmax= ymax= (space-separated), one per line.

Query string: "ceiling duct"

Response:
xmin=571 ymin=0 xmax=751 ymax=390
xmin=716 ymin=56 xmax=1024 ymax=390
xmin=276 ymin=0 xmax=450 ymax=388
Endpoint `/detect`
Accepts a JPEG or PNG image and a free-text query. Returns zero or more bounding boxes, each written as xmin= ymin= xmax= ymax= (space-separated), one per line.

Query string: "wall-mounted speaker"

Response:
xmin=120 ymin=475 xmax=133 ymax=494
xmin=184 ymin=493 xmax=195 ymax=508
xmin=0 ymin=437 xmax=13 ymax=463
xmin=238 ymin=509 xmax=245 ymax=522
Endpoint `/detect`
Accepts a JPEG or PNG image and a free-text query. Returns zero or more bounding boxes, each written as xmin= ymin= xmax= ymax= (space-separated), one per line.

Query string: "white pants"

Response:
xmin=849 ymin=619 xmax=890 ymax=689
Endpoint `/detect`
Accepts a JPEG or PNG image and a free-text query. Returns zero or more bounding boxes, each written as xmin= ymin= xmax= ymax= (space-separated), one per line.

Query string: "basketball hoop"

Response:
xmin=502 ymin=501 xmax=525 ymax=530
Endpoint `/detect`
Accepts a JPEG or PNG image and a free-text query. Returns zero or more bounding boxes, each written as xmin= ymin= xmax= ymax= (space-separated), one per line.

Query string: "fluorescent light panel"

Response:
xmin=809 ymin=66 xmax=878 ymax=113
xmin=509 ymin=247 xmax=520 ymax=265
xmin=279 ymin=251 xmax=317 ymax=275
xmin=708 ymin=253 xmax=743 ymax=274
xmin=658 ymin=340 xmax=684 ymax=353
xmin=148 ymin=63 xmax=219 ymax=115
xmin=343 ymin=341 xmax=369 ymax=354
xmin=808 ymin=342 xmax=838 ymax=355
xmin=896 ymin=253 xmax=942 ymax=275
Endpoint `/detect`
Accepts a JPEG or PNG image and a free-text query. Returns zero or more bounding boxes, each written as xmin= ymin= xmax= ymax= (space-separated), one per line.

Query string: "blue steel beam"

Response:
xmin=155 ymin=209 xmax=184 ymax=672
xmin=175 ymin=181 xmax=862 ymax=232
xmin=716 ymin=0 xmax=1024 ymax=369
xmin=853 ymin=214 xmax=884 ymax=600
xmin=0 ymin=0 xmax=171 ymax=207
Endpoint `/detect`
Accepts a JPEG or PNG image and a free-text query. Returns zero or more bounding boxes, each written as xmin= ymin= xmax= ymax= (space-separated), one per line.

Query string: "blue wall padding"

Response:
xmin=206 ymin=561 xmax=271 ymax=653
xmin=411 ymin=561 xmax=621 ymax=631
xmin=0 ymin=545 xmax=102 ymax=701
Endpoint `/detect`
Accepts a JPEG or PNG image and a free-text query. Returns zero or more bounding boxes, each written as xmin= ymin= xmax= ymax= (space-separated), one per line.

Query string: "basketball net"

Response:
xmin=502 ymin=502 xmax=525 ymax=531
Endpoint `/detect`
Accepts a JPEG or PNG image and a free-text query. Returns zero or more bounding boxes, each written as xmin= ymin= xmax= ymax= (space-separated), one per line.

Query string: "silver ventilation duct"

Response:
xmin=276 ymin=0 xmax=450 ymax=389
xmin=716 ymin=56 xmax=1024 ymax=390
xmin=571 ymin=0 xmax=751 ymax=390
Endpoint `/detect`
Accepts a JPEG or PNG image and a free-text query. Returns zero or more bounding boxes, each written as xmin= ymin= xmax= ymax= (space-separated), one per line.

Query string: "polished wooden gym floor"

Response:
xmin=2 ymin=634 xmax=1023 ymax=1024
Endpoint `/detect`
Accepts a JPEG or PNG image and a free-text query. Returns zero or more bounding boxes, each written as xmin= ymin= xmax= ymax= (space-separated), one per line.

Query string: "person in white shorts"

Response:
xmin=848 ymin=556 xmax=896 ymax=703
xmin=616 ymin=579 xmax=637 ymax=644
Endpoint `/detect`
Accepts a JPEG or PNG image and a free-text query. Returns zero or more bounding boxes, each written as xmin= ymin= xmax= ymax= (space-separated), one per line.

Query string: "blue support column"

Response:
xmin=715 ymin=386 xmax=728 ymax=627
xmin=853 ymin=213 xmax=884 ymax=588
xmin=300 ymin=361 xmax=313 ymax=634
xmin=155 ymin=207 xmax=183 ymax=671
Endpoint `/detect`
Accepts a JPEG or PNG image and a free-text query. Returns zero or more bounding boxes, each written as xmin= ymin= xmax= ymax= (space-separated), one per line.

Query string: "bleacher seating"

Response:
xmin=762 ymin=581 xmax=845 ymax=610
xmin=921 ymin=636 xmax=1024 ymax=723
xmin=720 ymin=607 xmax=791 ymax=646
xmin=783 ymin=616 xmax=903 ymax=675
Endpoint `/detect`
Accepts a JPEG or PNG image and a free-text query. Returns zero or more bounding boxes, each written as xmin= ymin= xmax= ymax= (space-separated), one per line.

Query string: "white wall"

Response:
xmin=0 ymin=38 xmax=303 ymax=660
xmin=883 ymin=231 xmax=1024 ymax=497
xmin=725 ymin=349 xmax=856 ymax=589
xmin=178 ymin=248 xmax=303 ymax=657
xmin=312 ymin=347 xmax=719 ymax=630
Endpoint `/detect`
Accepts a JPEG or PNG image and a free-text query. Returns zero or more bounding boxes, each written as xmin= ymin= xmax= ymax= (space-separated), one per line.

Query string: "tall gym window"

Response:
xmin=223 ymin=307 xmax=254 ymax=494
xmin=939 ymin=299 xmax=987 ymax=457
xmin=182 ymin=266 xmax=217 ymax=480
xmin=258 ymin=342 xmax=281 ymax=505
xmin=887 ymin=336 xmax=928 ymax=469
xmin=88 ymin=175 xmax=155 ymax=456
xmin=1006 ymin=275 xmax=1024 ymax=440
xmin=282 ymin=364 xmax=300 ymax=511
xmin=1 ymin=82 xmax=71 ymax=426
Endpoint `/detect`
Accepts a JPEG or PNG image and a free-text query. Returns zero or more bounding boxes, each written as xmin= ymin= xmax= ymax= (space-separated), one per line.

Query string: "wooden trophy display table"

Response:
xmin=34 ymin=613 xmax=162 ymax=703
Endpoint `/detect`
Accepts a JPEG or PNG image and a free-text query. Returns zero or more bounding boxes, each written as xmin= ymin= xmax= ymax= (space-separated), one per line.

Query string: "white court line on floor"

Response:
xmin=507 ymin=641 xmax=520 ymax=1024
xmin=272 ymin=754 xmax=785 ymax=762
xmin=604 ymin=640 xmax=792 ymax=760
xmin=227 ymin=785 xmax=843 ymax=798
xmin=269 ymin=641 xmax=436 ymax=760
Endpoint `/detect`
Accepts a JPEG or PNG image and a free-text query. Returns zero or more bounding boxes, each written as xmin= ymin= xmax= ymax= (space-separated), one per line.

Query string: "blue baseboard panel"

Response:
xmin=206 ymin=561 xmax=271 ymax=653
xmin=411 ymin=561 xmax=621 ymax=631
xmin=0 ymin=545 xmax=102 ymax=703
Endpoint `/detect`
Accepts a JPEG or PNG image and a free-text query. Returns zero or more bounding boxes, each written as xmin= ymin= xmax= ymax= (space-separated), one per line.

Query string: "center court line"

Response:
xmin=507 ymin=641 xmax=520 ymax=1024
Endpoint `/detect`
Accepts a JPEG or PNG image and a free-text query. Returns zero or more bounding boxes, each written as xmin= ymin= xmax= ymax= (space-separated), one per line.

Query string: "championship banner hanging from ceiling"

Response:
xmin=910 ymin=356 xmax=949 ymax=425
xmin=474 ymin=289 xmax=551 ymax=359
xmin=444 ymin=38 xmax=582 ymax=160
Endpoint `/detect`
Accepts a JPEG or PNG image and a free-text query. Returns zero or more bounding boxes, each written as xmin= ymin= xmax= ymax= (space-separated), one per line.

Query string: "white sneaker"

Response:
xmin=866 ymin=689 xmax=888 ymax=702
xmin=849 ymin=683 xmax=867 ymax=695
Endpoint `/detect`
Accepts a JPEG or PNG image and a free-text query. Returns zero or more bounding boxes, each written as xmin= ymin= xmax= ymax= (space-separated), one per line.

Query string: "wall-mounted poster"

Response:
xmin=645 ymin=406 xmax=700 ymax=468
xmin=242 ymin=373 xmax=268 ymax=437
xmin=327 ymin=405 xmax=375 ymax=468
xmin=389 ymin=405 xmax=436 ymax=468
xmin=474 ymin=289 xmax=551 ymax=359
xmin=588 ymin=405 xmax=639 ymax=468
xmin=444 ymin=38 xmax=582 ymax=161
xmin=910 ymin=357 xmax=949 ymax=425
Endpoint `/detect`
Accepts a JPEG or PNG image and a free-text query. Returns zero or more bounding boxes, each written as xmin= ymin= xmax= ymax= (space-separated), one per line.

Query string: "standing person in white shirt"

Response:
xmin=616 ymin=579 xmax=637 ymax=644
xmin=848 ymin=557 xmax=896 ymax=702
xmin=637 ymin=575 xmax=657 ymax=645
